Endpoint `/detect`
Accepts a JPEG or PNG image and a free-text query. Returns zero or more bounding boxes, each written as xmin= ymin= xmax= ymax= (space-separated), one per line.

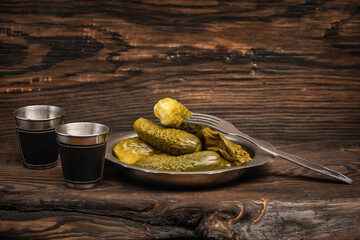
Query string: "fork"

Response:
xmin=184 ymin=113 xmax=353 ymax=184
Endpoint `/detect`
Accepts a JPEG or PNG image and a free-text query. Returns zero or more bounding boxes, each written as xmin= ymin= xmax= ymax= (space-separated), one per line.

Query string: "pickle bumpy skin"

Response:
xmin=134 ymin=118 xmax=202 ymax=156
xmin=134 ymin=151 xmax=222 ymax=172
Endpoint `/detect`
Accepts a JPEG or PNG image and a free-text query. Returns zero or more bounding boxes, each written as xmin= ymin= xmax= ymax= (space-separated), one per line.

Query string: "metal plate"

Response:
xmin=105 ymin=131 xmax=274 ymax=187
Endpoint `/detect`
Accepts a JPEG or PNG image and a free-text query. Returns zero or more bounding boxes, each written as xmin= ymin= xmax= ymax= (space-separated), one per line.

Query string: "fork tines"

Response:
xmin=184 ymin=113 xmax=220 ymax=128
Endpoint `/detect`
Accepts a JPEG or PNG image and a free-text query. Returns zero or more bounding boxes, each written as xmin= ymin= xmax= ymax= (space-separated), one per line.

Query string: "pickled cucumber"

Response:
xmin=179 ymin=122 xmax=205 ymax=137
xmin=134 ymin=151 xmax=222 ymax=172
xmin=112 ymin=137 xmax=163 ymax=164
xmin=200 ymin=128 xmax=252 ymax=165
xmin=154 ymin=98 xmax=192 ymax=127
xmin=134 ymin=118 xmax=202 ymax=156
xmin=214 ymin=157 xmax=236 ymax=170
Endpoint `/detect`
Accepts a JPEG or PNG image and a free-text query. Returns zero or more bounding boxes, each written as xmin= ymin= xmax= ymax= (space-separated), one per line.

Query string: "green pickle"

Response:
xmin=200 ymin=128 xmax=252 ymax=165
xmin=215 ymin=157 xmax=237 ymax=170
xmin=134 ymin=151 xmax=223 ymax=172
xmin=111 ymin=98 xmax=252 ymax=172
xmin=134 ymin=118 xmax=202 ymax=156
xmin=179 ymin=122 xmax=205 ymax=137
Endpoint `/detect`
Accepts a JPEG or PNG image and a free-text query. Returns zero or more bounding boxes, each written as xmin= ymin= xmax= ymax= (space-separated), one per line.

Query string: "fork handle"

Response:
xmin=231 ymin=132 xmax=353 ymax=184
xmin=268 ymin=148 xmax=353 ymax=184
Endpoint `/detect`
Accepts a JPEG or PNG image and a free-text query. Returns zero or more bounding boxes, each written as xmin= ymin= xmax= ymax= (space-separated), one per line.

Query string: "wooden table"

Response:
xmin=1 ymin=1 xmax=359 ymax=239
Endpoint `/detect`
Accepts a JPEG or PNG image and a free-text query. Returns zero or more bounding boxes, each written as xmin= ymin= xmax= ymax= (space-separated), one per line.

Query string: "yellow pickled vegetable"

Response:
xmin=112 ymin=137 xmax=162 ymax=164
xmin=154 ymin=98 xmax=192 ymax=127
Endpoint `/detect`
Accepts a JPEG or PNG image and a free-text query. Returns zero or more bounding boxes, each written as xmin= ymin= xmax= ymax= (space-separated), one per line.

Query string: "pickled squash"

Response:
xmin=112 ymin=137 xmax=162 ymax=164
xmin=134 ymin=151 xmax=222 ymax=172
xmin=134 ymin=118 xmax=202 ymax=156
xmin=154 ymin=98 xmax=192 ymax=127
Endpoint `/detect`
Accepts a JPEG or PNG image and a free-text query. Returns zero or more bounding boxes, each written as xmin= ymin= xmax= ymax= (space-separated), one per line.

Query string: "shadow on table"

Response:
xmin=102 ymin=160 xmax=272 ymax=191
xmin=103 ymin=159 xmax=349 ymax=193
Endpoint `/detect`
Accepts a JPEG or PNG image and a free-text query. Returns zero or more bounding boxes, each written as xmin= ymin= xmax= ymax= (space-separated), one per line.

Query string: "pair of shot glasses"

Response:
xmin=14 ymin=105 xmax=109 ymax=189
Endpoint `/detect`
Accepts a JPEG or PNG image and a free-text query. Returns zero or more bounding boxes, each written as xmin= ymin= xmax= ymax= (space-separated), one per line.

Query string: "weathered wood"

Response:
xmin=1 ymin=0 xmax=360 ymax=145
xmin=2 ymin=198 xmax=359 ymax=240
xmin=1 ymin=140 xmax=359 ymax=239
xmin=0 ymin=0 xmax=360 ymax=239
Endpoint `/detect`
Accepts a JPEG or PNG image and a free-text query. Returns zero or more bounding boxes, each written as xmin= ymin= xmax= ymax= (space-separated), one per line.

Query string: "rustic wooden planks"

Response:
xmin=1 ymin=139 xmax=359 ymax=239
xmin=0 ymin=0 xmax=360 ymax=239
xmin=1 ymin=0 xmax=360 ymax=144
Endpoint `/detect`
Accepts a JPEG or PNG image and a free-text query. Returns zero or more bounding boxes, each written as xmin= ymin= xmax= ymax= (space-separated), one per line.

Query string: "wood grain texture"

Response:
xmin=0 ymin=0 xmax=360 ymax=239
xmin=1 ymin=140 xmax=359 ymax=239
xmin=1 ymin=0 xmax=360 ymax=144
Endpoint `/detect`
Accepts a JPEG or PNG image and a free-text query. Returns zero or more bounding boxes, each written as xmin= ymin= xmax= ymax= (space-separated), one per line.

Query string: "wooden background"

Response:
xmin=0 ymin=0 xmax=360 ymax=239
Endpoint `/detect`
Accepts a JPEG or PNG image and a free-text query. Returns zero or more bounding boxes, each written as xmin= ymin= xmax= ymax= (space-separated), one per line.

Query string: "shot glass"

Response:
xmin=14 ymin=105 xmax=65 ymax=169
xmin=55 ymin=122 xmax=109 ymax=189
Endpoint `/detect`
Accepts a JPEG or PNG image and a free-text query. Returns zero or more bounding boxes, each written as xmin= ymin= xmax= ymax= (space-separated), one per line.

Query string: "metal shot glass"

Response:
xmin=55 ymin=122 xmax=109 ymax=189
xmin=14 ymin=105 xmax=65 ymax=169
